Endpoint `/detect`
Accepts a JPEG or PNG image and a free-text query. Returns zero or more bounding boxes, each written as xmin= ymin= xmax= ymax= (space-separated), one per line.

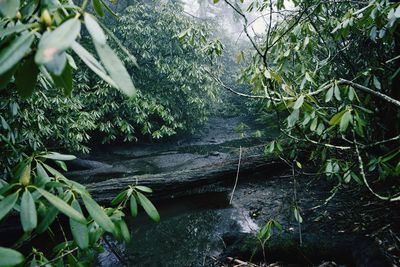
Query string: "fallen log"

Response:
xmin=85 ymin=155 xmax=285 ymax=203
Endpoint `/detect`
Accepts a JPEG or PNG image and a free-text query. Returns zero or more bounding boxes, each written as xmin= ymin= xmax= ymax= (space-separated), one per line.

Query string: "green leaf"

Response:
xmin=116 ymin=220 xmax=130 ymax=242
xmin=329 ymin=110 xmax=346 ymax=126
xmin=325 ymin=87 xmax=334 ymax=103
xmin=15 ymin=55 xmax=39 ymax=99
xmin=0 ymin=32 xmax=34 ymax=75
xmin=293 ymin=207 xmax=303 ymax=223
xmin=45 ymin=52 xmax=67 ymax=76
xmin=71 ymin=42 xmax=117 ymax=88
xmin=135 ymin=186 xmax=153 ymax=193
xmin=136 ymin=191 xmax=160 ymax=222
xmin=373 ymin=76 xmax=381 ymax=90
xmin=36 ymin=188 xmax=86 ymax=224
xmin=0 ymin=0 xmax=20 ymax=17
xmin=94 ymin=42 xmax=136 ymax=97
xmin=42 ymin=152 xmax=76 ymax=161
xmin=130 ymin=195 xmax=137 ymax=217
xmin=81 ymin=193 xmax=115 ymax=233
xmin=111 ymin=190 xmax=127 ymax=206
xmin=84 ymin=13 xmax=106 ymax=45
xmin=0 ymin=23 xmax=36 ymax=39
xmin=339 ymin=111 xmax=352 ymax=132
xmin=36 ymin=205 xmax=58 ymax=234
xmin=70 ymin=200 xmax=89 ymax=250
xmin=310 ymin=117 xmax=318 ymax=131
xmin=334 ymin=83 xmax=341 ymax=101
xmin=0 ymin=247 xmax=24 ymax=267
xmin=51 ymin=62 xmax=73 ymax=96
xmin=0 ymin=192 xmax=19 ymax=221
xmin=293 ymin=95 xmax=304 ymax=109
xmin=35 ymin=18 xmax=81 ymax=64
xmin=92 ymin=0 xmax=104 ymax=17
xmin=99 ymin=0 xmax=118 ymax=18
xmin=0 ymin=64 xmax=18 ymax=89
xmin=20 ymin=190 xmax=37 ymax=232
xmin=213 ymin=0 xmax=220 ymax=3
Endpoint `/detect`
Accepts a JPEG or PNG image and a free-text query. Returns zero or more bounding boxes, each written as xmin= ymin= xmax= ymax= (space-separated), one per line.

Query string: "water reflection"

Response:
xmin=97 ymin=192 xmax=258 ymax=267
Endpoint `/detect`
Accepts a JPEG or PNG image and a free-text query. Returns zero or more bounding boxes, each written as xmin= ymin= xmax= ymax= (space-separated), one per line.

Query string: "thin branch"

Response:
xmin=230 ymin=146 xmax=242 ymax=204
xmin=339 ymin=78 xmax=400 ymax=108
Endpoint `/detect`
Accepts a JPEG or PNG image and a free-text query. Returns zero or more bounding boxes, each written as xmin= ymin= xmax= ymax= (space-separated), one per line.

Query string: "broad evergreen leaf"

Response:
xmin=20 ymin=190 xmax=37 ymax=232
xmin=135 ymin=186 xmax=153 ymax=193
xmin=0 ymin=0 xmax=19 ymax=17
xmin=0 ymin=247 xmax=24 ymax=267
xmin=92 ymin=0 xmax=104 ymax=17
xmin=84 ymin=13 xmax=106 ymax=45
xmin=136 ymin=191 xmax=160 ymax=222
xmin=130 ymin=195 xmax=137 ymax=217
xmin=0 ymin=32 xmax=34 ymax=75
xmin=81 ymin=193 xmax=115 ymax=233
xmin=35 ymin=18 xmax=81 ymax=64
xmin=0 ymin=192 xmax=19 ymax=221
xmin=15 ymin=55 xmax=39 ymax=99
xmin=293 ymin=95 xmax=304 ymax=109
xmin=42 ymin=152 xmax=76 ymax=161
xmin=94 ymin=42 xmax=136 ymax=97
xmin=69 ymin=200 xmax=89 ymax=249
xmin=71 ymin=42 xmax=117 ymax=88
xmin=37 ymin=188 xmax=86 ymax=224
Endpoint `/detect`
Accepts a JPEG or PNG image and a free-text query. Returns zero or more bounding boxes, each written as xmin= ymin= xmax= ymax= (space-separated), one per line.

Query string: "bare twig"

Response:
xmin=230 ymin=146 xmax=242 ymax=204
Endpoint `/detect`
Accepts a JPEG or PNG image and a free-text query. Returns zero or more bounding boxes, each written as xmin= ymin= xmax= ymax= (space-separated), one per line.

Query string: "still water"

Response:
xmin=97 ymin=192 xmax=258 ymax=267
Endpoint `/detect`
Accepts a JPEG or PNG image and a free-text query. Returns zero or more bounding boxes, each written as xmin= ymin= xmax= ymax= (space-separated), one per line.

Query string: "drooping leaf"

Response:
xmin=71 ymin=42 xmax=117 ymax=87
xmin=45 ymin=52 xmax=67 ymax=76
xmin=0 ymin=247 xmax=24 ymax=267
xmin=0 ymin=192 xmax=19 ymax=221
xmin=136 ymin=191 xmax=160 ymax=222
xmin=84 ymin=13 xmax=106 ymax=45
xmin=0 ymin=0 xmax=20 ymax=17
xmin=15 ymin=55 xmax=39 ymax=99
xmin=81 ymin=193 xmax=115 ymax=233
xmin=0 ymin=32 xmax=34 ymax=75
xmin=42 ymin=152 xmax=76 ymax=161
xmin=130 ymin=195 xmax=137 ymax=217
xmin=36 ymin=188 xmax=86 ymax=224
xmin=111 ymin=190 xmax=127 ymax=206
xmin=36 ymin=205 xmax=58 ymax=234
xmin=94 ymin=42 xmax=136 ymax=97
xmin=92 ymin=0 xmax=104 ymax=17
xmin=135 ymin=186 xmax=153 ymax=193
xmin=51 ymin=62 xmax=73 ymax=96
xmin=70 ymin=200 xmax=89 ymax=249
xmin=0 ymin=23 xmax=36 ymax=39
xmin=20 ymin=190 xmax=37 ymax=232
xmin=116 ymin=220 xmax=130 ymax=242
xmin=339 ymin=111 xmax=352 ymax=132
xmin=35 ymin=18 xmax=81 ymax=64
xmin=293 ymin=95 xmax=304 ymax=110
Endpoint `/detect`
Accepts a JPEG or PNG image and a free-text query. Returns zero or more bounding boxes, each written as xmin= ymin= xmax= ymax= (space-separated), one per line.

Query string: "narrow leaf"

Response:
xmin=130 ymin=195 xmax=137 ymax=217
xmin=37 ymin=188 xmax=86 ymax=224
xmin=84 ymin=13 xmax=106 ymax=45
xmin=94 ymin=42 xmax=136 ymax=97
xmin=81 ymin=193 xmax=115 ymax=233
xmin=21 ymin=190 xmax=37 ymax=232
xmin=15 ymin=55 xmax=39 ymax=98
xmin=35 ymin=19 xmax=81 ymax=64
xmin=0 ymin=247 xmax=24 ymax=267
xmin=0 ymin=192 xmax=19 ymax=221
xmin=0 ymin=32 xmax=34 ymax=75
xmin=70 ymin=200 xmax=89 ymax=249
xmin=136 ymin=191 xmax=159 ymax=222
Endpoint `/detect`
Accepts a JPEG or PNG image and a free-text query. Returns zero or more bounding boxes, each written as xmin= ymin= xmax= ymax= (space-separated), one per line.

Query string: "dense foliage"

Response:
xmin=221 ymin=0 xmax=400 ymax=201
